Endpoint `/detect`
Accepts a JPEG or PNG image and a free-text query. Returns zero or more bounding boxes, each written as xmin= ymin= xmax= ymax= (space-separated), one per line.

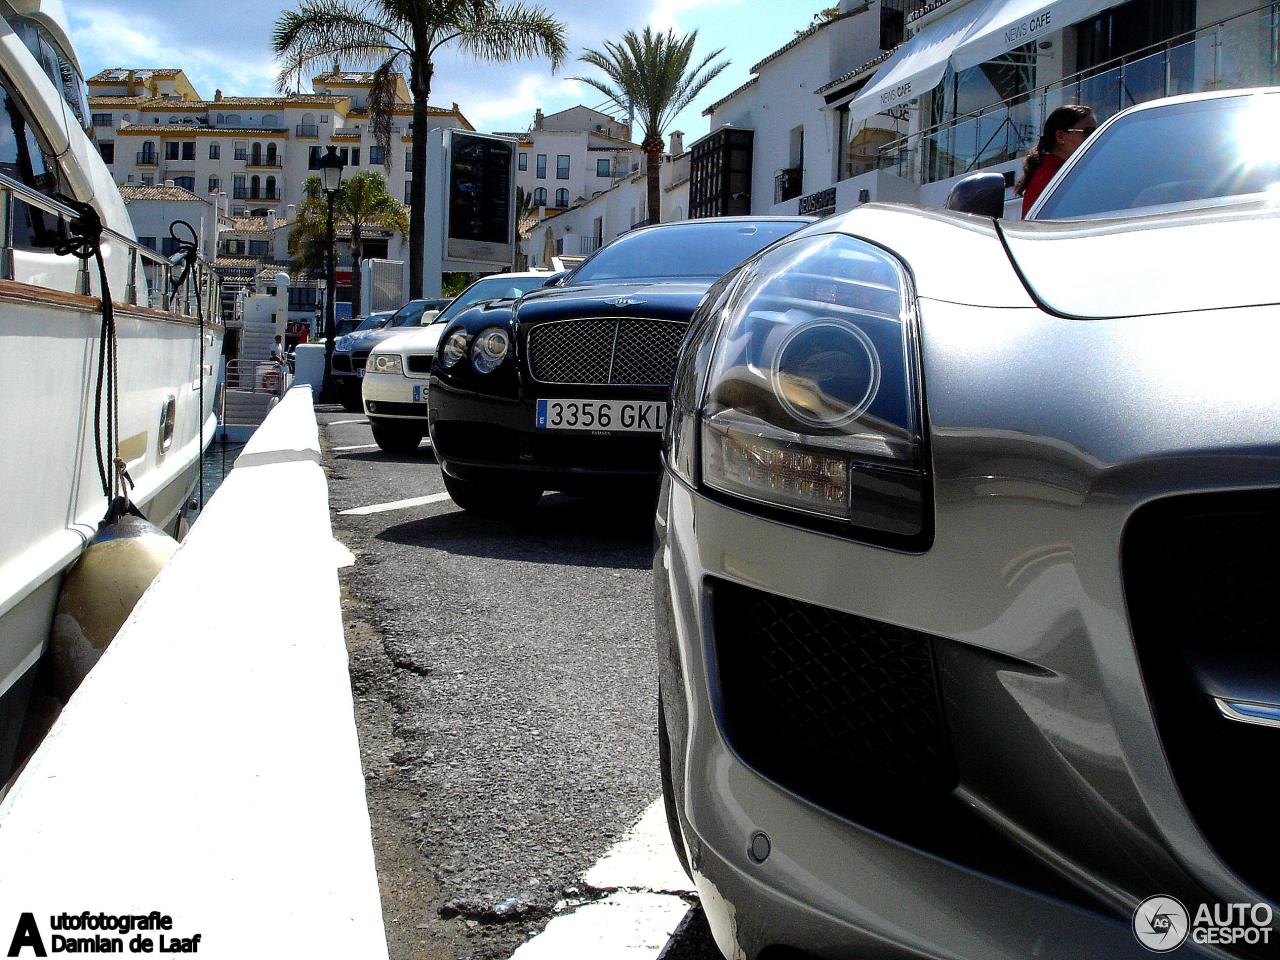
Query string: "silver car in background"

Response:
xmin=656 ymin=88 xmax=1280 ymax=959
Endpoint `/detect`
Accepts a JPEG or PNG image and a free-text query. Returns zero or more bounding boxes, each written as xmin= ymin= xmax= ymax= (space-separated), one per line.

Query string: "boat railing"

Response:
xmin=225 ymin=359 xmax=291 ymax=399
xmin=0 ymin=170 xmax=221 ymax=322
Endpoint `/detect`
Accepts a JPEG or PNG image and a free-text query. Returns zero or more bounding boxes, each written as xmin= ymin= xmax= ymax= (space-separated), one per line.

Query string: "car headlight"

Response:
xmin=335 ymin=335 xmax=352 ymax=352
xmin=470 ymin=327 xmax=510 ymax=374
xmin=677 ymin=232 xmax=926 ymax=539
xmin=369 ymin=353 xmax=402 ymax=375
xmin=440 ymin=329 xmax=468 ymax=369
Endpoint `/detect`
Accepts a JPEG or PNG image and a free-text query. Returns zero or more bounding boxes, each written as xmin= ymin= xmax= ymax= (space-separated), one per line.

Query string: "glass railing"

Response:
xmin=877 ymin=2 xmax=1280 ymax=186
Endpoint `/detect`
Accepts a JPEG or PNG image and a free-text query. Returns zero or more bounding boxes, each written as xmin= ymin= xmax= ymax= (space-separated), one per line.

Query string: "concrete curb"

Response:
xmin=0 ymin=388 xmax=388 ymax=959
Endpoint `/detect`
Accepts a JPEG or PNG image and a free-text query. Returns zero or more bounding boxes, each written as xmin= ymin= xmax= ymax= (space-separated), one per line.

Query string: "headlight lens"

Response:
xmin=470 ymin=326 xmax=511 ymax=374
xmin=335 ymin=335 xmax=352 ymax=352
xmin=694 ymin=233 xmax=925 ymax=537
xmin=440 ymin=329 xmax=469 ymax=369
xmin=369 ymin=353 xmax=402 ymax=374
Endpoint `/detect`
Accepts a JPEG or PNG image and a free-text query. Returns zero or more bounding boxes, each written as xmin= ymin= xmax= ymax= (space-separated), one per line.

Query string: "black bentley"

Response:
xmin=428 ymin=217 xmax=811 ymax=513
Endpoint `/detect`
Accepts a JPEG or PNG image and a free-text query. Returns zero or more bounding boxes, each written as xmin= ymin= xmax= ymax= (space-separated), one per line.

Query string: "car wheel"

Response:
xmin=371 ymin=421 xmax=424 ymax=454
xmin=442 ymin=472 xmax=542 ymax=515
xmin=340 ymin=383 xmax=363 ymax=412
xmin=659 ymin=690 xmax=693 ymax=880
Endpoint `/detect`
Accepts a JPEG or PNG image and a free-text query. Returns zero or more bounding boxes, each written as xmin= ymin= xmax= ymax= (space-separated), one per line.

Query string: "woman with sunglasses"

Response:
xmin=1016 ymin=104 xmax=1097 ymax=216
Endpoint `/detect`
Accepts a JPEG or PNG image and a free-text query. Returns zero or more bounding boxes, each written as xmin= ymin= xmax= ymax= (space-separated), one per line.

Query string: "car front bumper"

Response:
xmin=428 ymin=381 xmax=665 ymax=489
xmin=656 ymin=299 xmax=1280 ymax=959
xmin=361 ymin=368 xmax=430 ymax=423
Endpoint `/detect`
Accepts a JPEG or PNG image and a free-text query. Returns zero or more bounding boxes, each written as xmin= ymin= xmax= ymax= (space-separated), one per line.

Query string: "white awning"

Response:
xmin=952 ymin=0 xmax=1115 ymax=71
xmin=848 ymin=1 xmax=997 ymax=122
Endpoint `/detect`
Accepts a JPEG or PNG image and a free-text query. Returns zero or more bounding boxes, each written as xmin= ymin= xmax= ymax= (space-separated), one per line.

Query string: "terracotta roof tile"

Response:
xmin=120 ymin=183 xmax=209 ymax=203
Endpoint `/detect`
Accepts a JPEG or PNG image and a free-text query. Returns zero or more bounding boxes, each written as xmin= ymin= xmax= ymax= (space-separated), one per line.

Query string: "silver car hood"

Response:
xmin=998 ymin=204 xmax=1280 ymax=319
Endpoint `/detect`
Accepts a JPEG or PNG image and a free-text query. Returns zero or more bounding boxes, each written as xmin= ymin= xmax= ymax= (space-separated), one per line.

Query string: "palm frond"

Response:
xmin=449 ymin=2 xmax=568 ymax=69
xmin=367 ymin=55 xmax=401 ymax=165
xmin=272 ymin=0 xmax=407 ymax=92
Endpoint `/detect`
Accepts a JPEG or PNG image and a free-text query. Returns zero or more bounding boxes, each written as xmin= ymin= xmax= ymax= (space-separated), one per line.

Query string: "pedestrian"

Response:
xmin=1016 ymin=104 xmax=1097 ymax=217
xmin=270 ymin=334 xmax=286 ymax=365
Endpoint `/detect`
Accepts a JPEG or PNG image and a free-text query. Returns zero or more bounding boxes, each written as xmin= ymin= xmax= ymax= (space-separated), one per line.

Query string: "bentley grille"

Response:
xmin=526 ymin=318 xmax=686 ymax=386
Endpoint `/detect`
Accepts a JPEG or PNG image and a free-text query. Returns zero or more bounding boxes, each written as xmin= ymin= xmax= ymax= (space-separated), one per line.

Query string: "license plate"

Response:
xmin=536 ymin=398 xmax=665 ymax=432
xmin=356 ymin=367 xmax=365 ymax=378
xmin=412 ymin=384 xmax=428 ymax=402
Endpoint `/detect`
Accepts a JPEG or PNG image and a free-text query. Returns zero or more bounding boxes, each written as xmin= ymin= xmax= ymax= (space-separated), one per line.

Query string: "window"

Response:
xmin=596 ymin=158 xmax=610 ymax=178
xmin=555 ymin=188 xmax=568 ymax=207
xmin=556 ymin=155 xmax=570 ymax=179
xmin=533 ymin=187 xmax=547 ymax=206
xmin=369 ymin=145 xmax=385 ymax=166
xmin=350 ymin=148 xmax=360 ymax=166
xmin=224 ymin=114 xmax=241 ymax=126
xmin=265 ymin=143 xmax=278 ymax=165
xmin=308 ymin=146 xmax=321 ymax=169
xmin=232 ymin=174 xmax=245 ymax=197
xmin=98 ymin=141 xmax=114 ymax=164
xmin=536 ymin=154 xmax=547 ymax=178
xmin=161 ymin=237 xmax=179 ymax=256
xmin=92 ymin=113 xmax=112 ymax=127
xmin=165 ymin=141 xmax=179 ymax=160
xmin=518 ymin=152 xmax=528 ymax=171
xmin=209 ymin=142 xmax=220 ymax=159
xmin=226 ymin=239 xmax=244 ymax=255
xmin=264 ymin=175 xmax=276 ymax=198
xmin=174 ymin=176 xmax=195 ymax=191
xmin=234 ymin=141 xmax=247 ymax=160
xmin=208 ymin=176 xmax=220 ymax=192
xmin=140 ymin=175 xmax=153 ymax=186
xmin=0 ymin=73 xmax=66 ymax=252
xmin=248 ymin=239 xmax=270 ymax=256
xmin=181 ymin=141 xmax=195 ymax=161
xmin=404 ymin=149 xmax=413 ymax=172
xmin=138 ymin=236 xmax=157 ymax=250
xmin=405 ymin=181 xmax=412 ymax=204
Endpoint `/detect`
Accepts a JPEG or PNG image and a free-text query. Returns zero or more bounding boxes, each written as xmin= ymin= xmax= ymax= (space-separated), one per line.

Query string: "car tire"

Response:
xmin=442 ymin=472 xmax=542 ymax=515
xmin=340 ymin=383 xmax=363 ymax=412
xmin=371 ymin=421 xmax=424 ymax=454
xmin=659 ymin=690 xmax=693 ymax=880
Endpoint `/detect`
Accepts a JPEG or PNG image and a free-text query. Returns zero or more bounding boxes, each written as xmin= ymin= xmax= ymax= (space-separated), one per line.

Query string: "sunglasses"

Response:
xmin=1066 ymin=127 xmax=1097 ymax=135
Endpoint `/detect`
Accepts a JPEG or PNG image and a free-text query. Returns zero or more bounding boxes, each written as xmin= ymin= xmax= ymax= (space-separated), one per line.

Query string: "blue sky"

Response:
xmin=66 ymin=1 xmax=827 ymax=143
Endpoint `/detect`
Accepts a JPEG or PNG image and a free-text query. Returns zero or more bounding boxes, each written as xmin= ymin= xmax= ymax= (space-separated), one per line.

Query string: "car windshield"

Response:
xmin=386 ymin=302 xmax=435 ymax=328
xmin=1035 ymin=93 xmax=1280 ymax=220
xmin=430 ymin=275 xmax=548 ymax=325
xmin=354 ymin=314 xmax=389 ymax=332
xmin=568 ymin=221 xmax=807 ymax=283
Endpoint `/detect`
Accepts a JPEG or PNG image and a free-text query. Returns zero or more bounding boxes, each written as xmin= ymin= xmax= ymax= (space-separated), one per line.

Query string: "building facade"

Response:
xmin=500 ymin=105 xmax=643 ymax=217
xmin=695 ymin=0 xmax=1276 ymax=220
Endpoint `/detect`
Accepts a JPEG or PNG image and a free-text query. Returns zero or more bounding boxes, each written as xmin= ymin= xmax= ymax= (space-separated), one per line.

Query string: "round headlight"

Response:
xmin=470 ymin=327 xmax=510 ymax=374
xmin=440 ymin=329 xmax=468 ymax=369
xmin=772 ymin=320 xmax=880 ymax=427
xmin=370 ymin=353 xmax=403 ymax=375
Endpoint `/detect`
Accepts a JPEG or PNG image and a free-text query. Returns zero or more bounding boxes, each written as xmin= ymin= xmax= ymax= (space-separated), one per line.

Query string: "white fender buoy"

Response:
xmin=49 ymin=510 xmax=178 ymax=701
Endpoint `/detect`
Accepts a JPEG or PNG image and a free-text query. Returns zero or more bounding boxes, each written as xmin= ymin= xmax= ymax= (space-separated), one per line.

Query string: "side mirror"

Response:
xmin=944 ymin=173 xmax=1007 ymax=218
xmin=542 ymin=271 xmax=568 ymax=287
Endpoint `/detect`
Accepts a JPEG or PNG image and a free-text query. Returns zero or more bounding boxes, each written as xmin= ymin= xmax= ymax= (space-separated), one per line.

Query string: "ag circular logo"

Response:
xmin=1134 ymin=895 xmax=1190 ymax=952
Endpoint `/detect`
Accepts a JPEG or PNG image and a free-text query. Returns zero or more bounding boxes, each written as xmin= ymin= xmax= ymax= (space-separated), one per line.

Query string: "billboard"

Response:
xmin=444 ymin=130 xmax=516 ymax=268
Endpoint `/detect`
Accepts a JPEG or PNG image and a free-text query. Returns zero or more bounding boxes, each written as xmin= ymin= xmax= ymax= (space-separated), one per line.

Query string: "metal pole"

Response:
xmin=323 ymin=189 xmax=337 ymax=401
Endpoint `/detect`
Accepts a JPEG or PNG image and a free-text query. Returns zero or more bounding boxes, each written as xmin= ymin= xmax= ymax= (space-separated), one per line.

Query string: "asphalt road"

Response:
xmin=319 ymin=406 xmax=721 ymax=960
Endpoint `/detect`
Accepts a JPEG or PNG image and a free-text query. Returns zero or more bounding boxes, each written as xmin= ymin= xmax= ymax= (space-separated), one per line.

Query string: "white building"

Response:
xmin=694 ymin=0 xmax=1275 ymax=219
xmin=522 ymin=133 xmax=690 ymax=266
xmin=499 ymin=105 xmax=643 ymax=217
xmin=119 ymin=182 xmax=224 ymax=265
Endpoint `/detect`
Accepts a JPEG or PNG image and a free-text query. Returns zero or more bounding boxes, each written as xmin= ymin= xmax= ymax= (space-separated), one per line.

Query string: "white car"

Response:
xmin=362 ymin=270 xmax=560 ymax=452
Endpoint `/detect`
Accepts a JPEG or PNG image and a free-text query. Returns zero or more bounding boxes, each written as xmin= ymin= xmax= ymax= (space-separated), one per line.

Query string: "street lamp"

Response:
xmin=318 ymin=144 xmax=346 ymax=400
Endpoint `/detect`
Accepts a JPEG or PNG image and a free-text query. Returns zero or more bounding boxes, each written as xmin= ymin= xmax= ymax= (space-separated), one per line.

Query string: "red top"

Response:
xmin=1021 ymin=153 xmax=1064 ymax=217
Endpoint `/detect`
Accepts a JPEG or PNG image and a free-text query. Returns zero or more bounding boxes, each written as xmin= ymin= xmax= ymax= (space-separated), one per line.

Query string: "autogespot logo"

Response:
xmin=1133 ymin=896 xmax=1190 ymax=952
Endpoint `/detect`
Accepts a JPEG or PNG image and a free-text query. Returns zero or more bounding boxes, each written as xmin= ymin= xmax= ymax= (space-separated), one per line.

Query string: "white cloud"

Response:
xmin=648 ymin=0 xmax=744 ymax=32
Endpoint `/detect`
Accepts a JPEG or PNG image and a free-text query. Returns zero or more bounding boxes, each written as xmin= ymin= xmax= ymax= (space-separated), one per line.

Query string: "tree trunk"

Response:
xmin=350 ymin=221 xmax=363 ymax=318
xmin=643 ymin=136 xmax=664 ymax=226
xmin=407 ymin=56 xmax=433 ymax=300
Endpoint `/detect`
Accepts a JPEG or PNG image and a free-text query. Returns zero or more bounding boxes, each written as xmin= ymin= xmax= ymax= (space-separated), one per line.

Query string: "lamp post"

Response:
xmin=318 ymin=145 xmax=346 ymax=400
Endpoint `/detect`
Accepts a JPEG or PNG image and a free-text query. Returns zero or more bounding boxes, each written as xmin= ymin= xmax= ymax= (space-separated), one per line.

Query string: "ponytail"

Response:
xmin=1015 ymin=104 xmax=1094 ymax=196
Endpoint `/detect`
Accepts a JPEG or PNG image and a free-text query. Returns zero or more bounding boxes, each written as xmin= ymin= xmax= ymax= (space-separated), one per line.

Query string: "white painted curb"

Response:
xmin=0 ymin=387 xmax=388 ymax=959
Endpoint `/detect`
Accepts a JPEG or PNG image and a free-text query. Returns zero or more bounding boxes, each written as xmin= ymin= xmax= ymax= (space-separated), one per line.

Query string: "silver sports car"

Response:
xmin=656 ymin=88 xmax=1280 ymax=959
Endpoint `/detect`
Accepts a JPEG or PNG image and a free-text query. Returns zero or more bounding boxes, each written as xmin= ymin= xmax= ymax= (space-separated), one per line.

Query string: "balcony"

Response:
xmin=232 ymin=189 xmax=282 ymax=201
xmin=295 ymin=124 xmax=319 ymax=138
xmin=580 ymin=236 xmax=602 ymax=255
xmin=245 ymin=156 xmax=283 ymax=168
xmin=136 ymin=152 xmax=159 ymax=166
xmin=774 ymin=167 xmax=802 ymax=204
xmin=876 ymin=2 xmax=1280 ymax=187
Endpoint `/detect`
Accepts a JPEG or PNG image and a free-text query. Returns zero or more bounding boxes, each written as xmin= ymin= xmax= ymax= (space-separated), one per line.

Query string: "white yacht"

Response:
xmin=0 ymin=1 xmax=222 ymax=774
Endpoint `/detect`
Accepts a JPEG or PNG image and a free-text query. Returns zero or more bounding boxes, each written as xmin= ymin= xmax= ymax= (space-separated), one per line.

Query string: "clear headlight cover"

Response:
xmin=470 ymin=327 xmax=511 ymax=374
xmin=369 ymin=353 xmax=402 ymax=374
xmin=699 ymin=233 xmax=925 ymax=536
xmin=440 ymin=329 xmax=468 ymax=369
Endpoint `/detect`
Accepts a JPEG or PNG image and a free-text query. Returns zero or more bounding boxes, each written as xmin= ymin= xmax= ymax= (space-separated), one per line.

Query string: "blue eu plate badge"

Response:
xmin=413 ymin=385 xmax=425 ymax=402
xmin=536 ymin=399 xmax=549 ymax=428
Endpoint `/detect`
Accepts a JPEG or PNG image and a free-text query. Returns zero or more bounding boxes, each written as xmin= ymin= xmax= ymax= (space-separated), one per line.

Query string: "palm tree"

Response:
xmin=274 ymin=0 xmax=568 ymax=298
xmin=289 ymin=171 xmax=409 ymax=316
xmin=576 ymin=28 xmax=729 ymax=226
